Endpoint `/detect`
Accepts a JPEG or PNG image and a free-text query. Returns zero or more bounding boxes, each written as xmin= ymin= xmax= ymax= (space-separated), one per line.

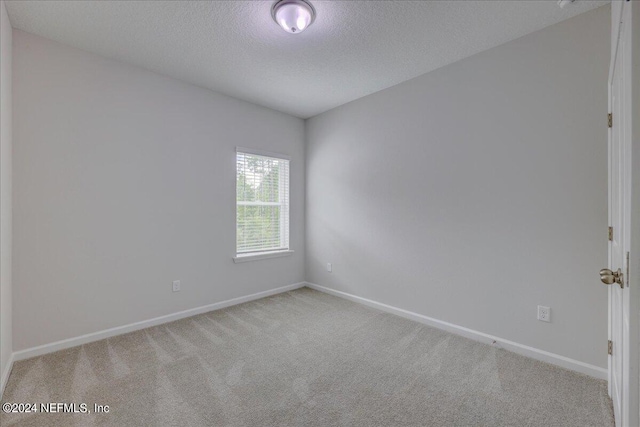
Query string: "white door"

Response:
xmin=606 ymin=2 xmax=632 ymax=425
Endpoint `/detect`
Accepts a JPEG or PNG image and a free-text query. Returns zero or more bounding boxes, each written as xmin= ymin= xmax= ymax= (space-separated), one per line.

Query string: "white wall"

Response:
xmin=306 ymin=6 xmax=610 ymax=368
xmin=0 ymin=0 xmax=13 ymax=393
xmin=12 ymin=30 xmax=305 ymax=352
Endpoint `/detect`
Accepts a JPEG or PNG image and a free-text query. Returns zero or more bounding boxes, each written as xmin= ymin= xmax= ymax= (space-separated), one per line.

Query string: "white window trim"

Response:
xmin=236 ymin=146 xmax=291 ymax=161
xmin=233 ymin=249 xmax=294 ymax=264
xmin=235 ymin=147 xmax=292 ymax=261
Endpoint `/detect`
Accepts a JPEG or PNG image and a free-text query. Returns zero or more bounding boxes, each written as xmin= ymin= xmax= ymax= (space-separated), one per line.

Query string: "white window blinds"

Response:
xmin=236 ymin=150 xmax=290 ymax=255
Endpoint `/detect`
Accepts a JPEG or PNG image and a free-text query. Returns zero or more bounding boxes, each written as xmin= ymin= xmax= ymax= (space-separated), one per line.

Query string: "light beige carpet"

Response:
xmin=1 ymin=287 xmax=613 ymax=426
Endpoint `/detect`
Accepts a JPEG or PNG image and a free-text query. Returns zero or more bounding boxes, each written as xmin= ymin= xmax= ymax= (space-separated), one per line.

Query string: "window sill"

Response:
xmin=233 ymin=250 xmax=294 ymax=263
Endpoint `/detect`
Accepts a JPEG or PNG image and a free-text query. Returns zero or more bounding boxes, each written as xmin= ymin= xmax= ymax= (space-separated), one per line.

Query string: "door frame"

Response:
xmin=607 ymin=1 xmax=627 ymax=420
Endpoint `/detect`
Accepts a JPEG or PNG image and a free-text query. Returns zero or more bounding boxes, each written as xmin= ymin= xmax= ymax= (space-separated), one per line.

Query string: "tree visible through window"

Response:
xmin=236 ymin=150 xmax=290 ymax=255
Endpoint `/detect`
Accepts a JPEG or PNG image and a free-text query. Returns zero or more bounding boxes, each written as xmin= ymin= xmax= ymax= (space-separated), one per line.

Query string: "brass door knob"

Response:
xmin=600 ymin=268 xmax=624 ymax=288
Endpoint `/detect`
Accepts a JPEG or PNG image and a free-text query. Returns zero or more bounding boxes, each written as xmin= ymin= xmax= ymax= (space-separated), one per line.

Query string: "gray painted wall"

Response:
xmin=305 ymin=6 xmax=610 ymax=368
xmin=12 ymin=30 xmax=305 ymax=351
xmin=0 ymin=0 xmax=13 ymax=387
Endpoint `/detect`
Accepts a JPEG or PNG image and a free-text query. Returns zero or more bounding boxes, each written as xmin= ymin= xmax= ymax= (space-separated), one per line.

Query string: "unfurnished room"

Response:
xmin=0 ymin=1 xmax=639 ymax=426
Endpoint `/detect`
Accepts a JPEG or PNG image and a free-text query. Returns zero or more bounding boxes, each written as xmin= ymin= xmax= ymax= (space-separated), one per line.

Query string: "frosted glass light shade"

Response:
xmin=272 ymin=0 xmax=316 ymax=34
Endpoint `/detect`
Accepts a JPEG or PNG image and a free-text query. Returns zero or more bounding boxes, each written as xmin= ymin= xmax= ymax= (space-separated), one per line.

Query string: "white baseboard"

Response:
xmin=12 ymin=282 xmax=306 ymax=363
xmin=8 ymin=281 xmax=607 ymax=382
xmin=305 ymin=282 xmax=607 ymax=380
xmin=1 ymin=353 xmax=14 ymax=399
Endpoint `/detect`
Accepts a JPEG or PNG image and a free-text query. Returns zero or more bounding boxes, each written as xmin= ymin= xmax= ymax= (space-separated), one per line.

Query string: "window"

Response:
xmin=236 ymin=148 xmax=290 ymax=259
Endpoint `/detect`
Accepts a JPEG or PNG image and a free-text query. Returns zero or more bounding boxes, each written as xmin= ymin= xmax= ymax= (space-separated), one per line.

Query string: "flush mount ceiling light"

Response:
xmin=271 ymin=0 xmax=316 ymax=34
xmin=557 ymin=0 xmax=575 ymax=8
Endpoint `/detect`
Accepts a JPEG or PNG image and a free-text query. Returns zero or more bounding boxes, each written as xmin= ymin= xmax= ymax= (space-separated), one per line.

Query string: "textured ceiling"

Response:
xmin=5 ymin=0 xmax=607 ymax=118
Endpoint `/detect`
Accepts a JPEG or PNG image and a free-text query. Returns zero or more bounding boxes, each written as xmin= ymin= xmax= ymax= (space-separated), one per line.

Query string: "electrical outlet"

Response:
xmin=327 ymin=263 xmax=332 ymax=273
xmin=537 ymin=305 xmax=550 ymax=322
xmin=172 ymin=280 xmax=181 ymax=292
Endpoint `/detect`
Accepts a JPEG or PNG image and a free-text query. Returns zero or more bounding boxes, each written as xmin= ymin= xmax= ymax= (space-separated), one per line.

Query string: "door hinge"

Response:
xmin=608 ymin=340 xmax=613 ymax=355
xmin=627 ymin=252 xmax=630 ymax=286
xmin=609 ymin=226 xmax=613 ymax=241
xmin=608 ymin=113 xmax=613 ymax=128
